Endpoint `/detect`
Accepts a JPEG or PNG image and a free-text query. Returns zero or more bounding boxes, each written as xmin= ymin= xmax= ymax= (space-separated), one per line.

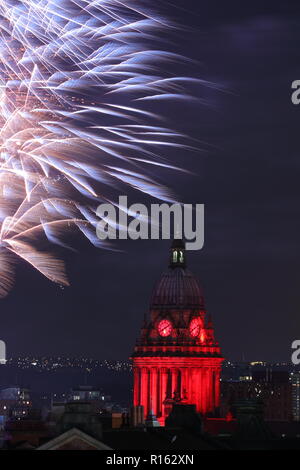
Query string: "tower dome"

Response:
xmin=150 ymin=239 xmax=205 ymax=309
xmin=132 ymin=239 xmax=223 ymax=424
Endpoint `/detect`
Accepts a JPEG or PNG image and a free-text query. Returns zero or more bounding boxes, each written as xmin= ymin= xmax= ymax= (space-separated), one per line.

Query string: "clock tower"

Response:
xmin=131 ymin=240 xmax=223 ymax=424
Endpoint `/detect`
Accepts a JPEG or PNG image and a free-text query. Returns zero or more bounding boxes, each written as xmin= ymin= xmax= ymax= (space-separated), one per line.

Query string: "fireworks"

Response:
xmin=0 ymin=0 xmax=205 ymax=296
xmin=0 ymin=172 xmax=105 ymax=296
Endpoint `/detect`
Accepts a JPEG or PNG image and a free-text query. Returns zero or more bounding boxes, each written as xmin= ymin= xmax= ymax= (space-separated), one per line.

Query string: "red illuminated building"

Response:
xmin=131 ymin=240 xmax=223 ymax=424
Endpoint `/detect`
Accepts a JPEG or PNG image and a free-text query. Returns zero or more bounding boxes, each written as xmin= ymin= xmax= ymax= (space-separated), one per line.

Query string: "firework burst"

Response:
xmin=0 ymin=0 xmax=207 ymax=295
xmin=0 ymin=172 xmax=106 ymax=296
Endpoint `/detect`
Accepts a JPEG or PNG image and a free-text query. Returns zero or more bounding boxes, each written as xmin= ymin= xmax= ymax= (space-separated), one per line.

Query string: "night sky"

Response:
xmin=1 ymin=0 xmax=300 ymax=363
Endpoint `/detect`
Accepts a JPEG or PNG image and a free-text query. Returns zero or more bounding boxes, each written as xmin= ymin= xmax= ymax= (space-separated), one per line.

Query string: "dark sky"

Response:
xmin=1 ymin=0 xmax=300 ymax=362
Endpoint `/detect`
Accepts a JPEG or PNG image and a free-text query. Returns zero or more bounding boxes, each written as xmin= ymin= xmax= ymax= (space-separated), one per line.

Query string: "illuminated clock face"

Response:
xmin=189 ymin=318 xmax=201 ymax=337
xmin=158 ymin=319 xmax=172 ymax=337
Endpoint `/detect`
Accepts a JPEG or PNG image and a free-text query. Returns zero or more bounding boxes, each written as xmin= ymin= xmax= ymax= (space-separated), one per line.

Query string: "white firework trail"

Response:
xmin=0 ymin=0 xmax=210 ymax=295
xmin=0 ymin=173 xmax=105 ymax=296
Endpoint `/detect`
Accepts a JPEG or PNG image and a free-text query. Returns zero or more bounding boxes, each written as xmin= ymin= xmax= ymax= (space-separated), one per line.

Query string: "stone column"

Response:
xmin=202 ymin=367 xmax=208 ymax=413
xmin=207 ymin=368 xmax=214 ymax=412
xmin=133 ymin=367 xmax=140 ymax=406
xmin=197 ymin=368 xmax=202 ymax=411
xmin=214 ymin=368 xmax=221 ymax=408
xmin=195 ymin=369 xmax=201 ymax=412
xmin=187 ymin=367 xmax=193 ymax=403
xmin=140 ymin=367 xmax=149 ymax=417
xmin=160 ymin=368 xmax=168 ymax=418
xmin=180 ymin=368 xmax=187 ymax=400
xmin=151 ymin=367 xmax=158 ymax=415
xmin=171 ymin=368 xmax=178 ymax=399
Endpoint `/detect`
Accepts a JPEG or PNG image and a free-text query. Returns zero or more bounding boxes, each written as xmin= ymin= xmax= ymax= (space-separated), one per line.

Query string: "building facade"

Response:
xmin=131 ymin=240 xmax=223 ymax=423
xmin=291 ymin=372 xmax=300 ymax=421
